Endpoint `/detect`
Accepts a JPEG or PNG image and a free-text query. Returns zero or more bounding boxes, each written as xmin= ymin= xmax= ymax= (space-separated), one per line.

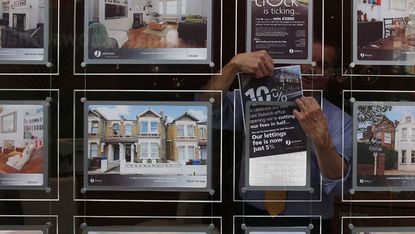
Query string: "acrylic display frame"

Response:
xmin=0 ymin=0 xmax=60 ymax=75
xmin=0 ymin=89 xmax=60 ymax=201
xmin=73 ymin=0 xmax=223 ymax=75
xmin=235 ymin=0 xmax=325 ymax=75
xmin=342 ymin=90 xmax=415 ymax=202
xmin=73 ymin=89 xmax=223 ymax=203
xmin=234 ymin=89 xmax=324 ymax=203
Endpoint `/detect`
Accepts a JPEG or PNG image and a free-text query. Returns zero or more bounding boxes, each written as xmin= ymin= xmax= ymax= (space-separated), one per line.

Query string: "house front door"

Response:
xmin=125 ymin=144 xmax=132 ymax=162
xmin=12 ymin=14 xmax=25 ymax=30
xmin=113 ymin=144 xmax=120 ymax=161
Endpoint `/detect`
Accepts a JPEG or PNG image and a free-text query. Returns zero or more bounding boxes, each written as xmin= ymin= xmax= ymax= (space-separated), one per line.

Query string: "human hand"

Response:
xmin=230 ymin=50 xmax=274 ymax=78
xmin=293 ymin=97 xmax=331 ymax=148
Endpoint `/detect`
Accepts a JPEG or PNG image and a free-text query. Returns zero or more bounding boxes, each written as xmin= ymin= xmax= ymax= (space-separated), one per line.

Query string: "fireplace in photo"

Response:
xmin=12 ymin=13 xmax=26 ymax=30
xmin=132 ymin=13 xmax=143 ymax=29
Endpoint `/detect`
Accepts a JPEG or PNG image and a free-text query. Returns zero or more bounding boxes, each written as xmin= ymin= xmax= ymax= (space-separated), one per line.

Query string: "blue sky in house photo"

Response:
xmin=89 ymin=104 xmax=208 ymax=123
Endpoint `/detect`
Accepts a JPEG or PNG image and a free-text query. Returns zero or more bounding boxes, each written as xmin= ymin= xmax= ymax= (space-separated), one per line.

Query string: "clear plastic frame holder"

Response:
xmin=341 ymin=216 xmax=415 ymax=234
xmin=234 ymin=89 xmax=324 ymax=203
xmin=342 ymin=90 xmax=415 ymax=202
xmin=0 ymin=0 xmax=60 ymax=75
xmin=73 ymin=89 xmax=223 ymax=202
xmin=73 ymin=0 xmax=223 ymax=75
xmin=0 ymin=215 xmax=58 ymax=234
xmin=235 ymin=0 xmax=325 ymax=76
xmin=341 ymin=0 xmax=415 ymax=77
xmin=73 ymin=216 xmax=222 ymax=234
xmin=233 ymin=215 xmax=321 ymax=234
xmin=0 ymin=89 xmax=60 ymax=201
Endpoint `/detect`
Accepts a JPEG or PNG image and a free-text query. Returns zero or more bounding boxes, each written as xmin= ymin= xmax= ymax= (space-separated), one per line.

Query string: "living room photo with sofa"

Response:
xmin=0 ymin=103 xmax=48 ymax=189
xmin=85 ymin=0 xmax=211 ymax=63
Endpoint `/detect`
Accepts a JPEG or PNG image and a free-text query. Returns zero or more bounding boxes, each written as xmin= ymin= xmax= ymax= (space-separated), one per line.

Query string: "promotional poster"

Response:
xmin=0 ymin=0 xmax=49 ymax=64
xmin=0 ymin=103 xmax=48 ymax=189
xmin=247 ymin=0 xmax=313 ymax=64
xmin=353 ymin=101 xmax=415 ymax=191
xmin=238 ymin=65 xmax=309 ymax=190
xmin=353 ymin=0 xmax=415 ymax=65
xmin=238 ymin=66 xmax=304 ymax=106
xmin=84 ymin=0 xmax=212 ymax=64
xmin=84 ymin=101 xmax=212 ymax=191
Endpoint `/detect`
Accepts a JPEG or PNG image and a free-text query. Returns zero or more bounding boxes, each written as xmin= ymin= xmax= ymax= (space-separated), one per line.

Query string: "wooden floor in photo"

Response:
xmin=124 ymin=23 xmax=206 ymax=49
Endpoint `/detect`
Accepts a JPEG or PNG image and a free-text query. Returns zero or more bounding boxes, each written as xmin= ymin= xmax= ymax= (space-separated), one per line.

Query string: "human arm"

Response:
xmin=198 ymin=50 xmax=274 ymax=107
xmin=293 ymin=97 xmax=349 ymax=180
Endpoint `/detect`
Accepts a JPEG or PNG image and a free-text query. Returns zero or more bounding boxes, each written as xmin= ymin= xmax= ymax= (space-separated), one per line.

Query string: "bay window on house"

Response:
xmin=150 ymin=121 xmax=158 ymax=134
xmin=186 ymin=125 xmax=194 ymax=137
xmin=178 ymin=145 xmax=186 ymax=160
xmin=140 ymin=121 xmax=148 ymax=134
xmin=177 ymin=124 xmax=185 ymax=137
xmin=188 ymin=146 xmax=195 ymax=160
xmin=90 ymin=121 xmax=99 ymax=134
xmin=402 ymin=128 xmax=407 ymax=141
xmin=140 ymin=143 xmax=148 ymax=158
xmin=113 ymin=123 xmax=120 ymax=135
xmin=125 ymin=124 xmax=132 ymax=136
xmin=402 ymin=150 xmax=407 ymax=164
xmin=200 ymin=127 xmax=206 ymax=139
xmin=150 ymin=143 xmax=159 ymax=159
xmin=90 ymin=143 xmax=98 ymax=158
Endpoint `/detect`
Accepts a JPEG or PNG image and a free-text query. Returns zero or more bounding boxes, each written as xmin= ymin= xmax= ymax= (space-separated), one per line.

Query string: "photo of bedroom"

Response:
xmin=86 ymin=0 xmax=211 ymax=62
xmin=354 ymin=0 xmax=415 ymax=64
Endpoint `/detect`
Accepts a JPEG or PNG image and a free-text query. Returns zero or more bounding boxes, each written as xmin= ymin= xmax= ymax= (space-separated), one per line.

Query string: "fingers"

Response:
xmin=259 ymin=50 xmax=274 ymax=76
xmin=293 ymin=109 xmax=304 ymax=121
xmin=295 ymin=98 xmax=306 ymax=112
xmin=252 ymin=50 xmax=274 ymax=78
xmin=256 ymin=62 xmax=269 ymax=79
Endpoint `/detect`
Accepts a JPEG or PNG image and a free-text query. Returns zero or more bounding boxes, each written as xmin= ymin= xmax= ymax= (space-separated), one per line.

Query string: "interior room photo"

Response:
xmin=0 ymin=105 xmax=44 ymax=175
xmin=0 ymin=0 xmax=45 ymax=49
xmin=356 ymin=0 xmax=415 ymax=61
xmin=87 ymin=0 xmax=209 ymax=50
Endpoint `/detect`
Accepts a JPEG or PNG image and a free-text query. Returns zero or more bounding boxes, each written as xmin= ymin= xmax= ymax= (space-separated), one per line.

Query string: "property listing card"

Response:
xmin=84 ymin=101 xmax=212 ymax=192
xmin=353 ymin=0 xmax=415 ymax=65
xmin=0 ymin=0 xmax=49 ymax=63
xmin=238 ymin=65 xmax=309 ymax=189
xmin=247 ymin=0 xmax=313 ymax=64
xmin=0 ymin=102 xmax=48 ymax=189
xmin=84 ymin=0 xmax=212 ymax=64
xmin=353 ymin=101 xmax=415 ymax=191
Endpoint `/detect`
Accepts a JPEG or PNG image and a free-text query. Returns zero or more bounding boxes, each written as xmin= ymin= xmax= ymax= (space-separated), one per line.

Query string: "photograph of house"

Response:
xmin=356 ymin=104 xmax=415 ymax=180
xmin=0 ymin=0 xmax=46 ymax=49
xmin=87 ymin=0 xmax=209 ymax=51
xmin=0 ymin=104 xmax=45 ymax=187
xmin=86 ymin=104 xmax=209 ymax=179
xmin=355 ymin=0 xmax=415 ymax=63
